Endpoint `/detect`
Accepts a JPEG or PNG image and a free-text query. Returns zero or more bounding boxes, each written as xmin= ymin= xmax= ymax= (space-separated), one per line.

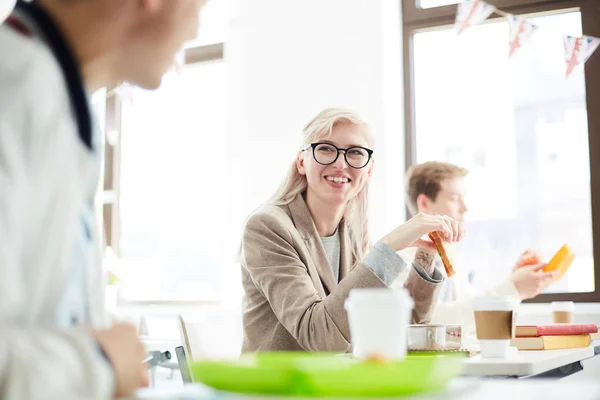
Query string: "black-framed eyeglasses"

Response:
xmin=302 ymin=142 xmax=374 ymax=169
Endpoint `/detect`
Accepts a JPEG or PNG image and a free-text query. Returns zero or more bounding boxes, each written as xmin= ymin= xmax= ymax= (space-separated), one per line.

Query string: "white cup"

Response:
xmin=345 ymin=288 xmax=414 ymax=359
xmin=552 ymin=301 xmax=575 ymax=323
xmin=474 ymin=296 xmax=515 ymax=359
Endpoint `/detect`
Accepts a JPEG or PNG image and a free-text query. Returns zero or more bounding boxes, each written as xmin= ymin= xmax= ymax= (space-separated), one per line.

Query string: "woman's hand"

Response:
xmin=381 ymin=212 xmax=465 ymax=252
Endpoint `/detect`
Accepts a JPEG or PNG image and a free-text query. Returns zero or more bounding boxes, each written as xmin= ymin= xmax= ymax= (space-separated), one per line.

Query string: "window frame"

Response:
xmin=401 ymin=0 xmax=600 ymax=302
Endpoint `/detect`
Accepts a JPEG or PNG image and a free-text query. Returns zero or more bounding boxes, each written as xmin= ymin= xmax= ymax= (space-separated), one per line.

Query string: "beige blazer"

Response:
xmin=241 ymin=194 xmax=441 ymax=353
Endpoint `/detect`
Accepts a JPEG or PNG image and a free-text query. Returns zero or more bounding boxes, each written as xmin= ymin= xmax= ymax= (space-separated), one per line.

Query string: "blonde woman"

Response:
xmin=240 ymin=108 xmax=464 ymax=352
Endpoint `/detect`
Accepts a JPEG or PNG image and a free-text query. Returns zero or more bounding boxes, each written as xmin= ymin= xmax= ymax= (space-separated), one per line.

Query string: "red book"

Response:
xmin=516 ymin=324 xmax=598 ymax=337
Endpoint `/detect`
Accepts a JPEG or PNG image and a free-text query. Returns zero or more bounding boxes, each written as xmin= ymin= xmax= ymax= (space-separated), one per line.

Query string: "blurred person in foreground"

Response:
xmin=0 ymin=0 xmax=206 ymax=398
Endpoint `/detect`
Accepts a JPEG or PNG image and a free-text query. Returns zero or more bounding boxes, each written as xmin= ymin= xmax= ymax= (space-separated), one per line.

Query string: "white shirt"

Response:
xmin=0 ymin=9 xmax=113 ymax=399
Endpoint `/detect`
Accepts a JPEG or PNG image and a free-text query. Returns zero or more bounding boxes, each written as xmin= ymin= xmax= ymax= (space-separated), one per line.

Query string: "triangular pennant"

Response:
xmin=564 ymin=35 xmax=600 ymax=78
xmin=455 ymin=0 xmax=496 ymax=35
xmin=506 ymin=14 xmax=538 ymax=58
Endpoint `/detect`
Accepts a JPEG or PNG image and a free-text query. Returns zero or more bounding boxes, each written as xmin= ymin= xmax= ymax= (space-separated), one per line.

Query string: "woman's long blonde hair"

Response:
xmin=269 ymin=108 xmax=374 ymax=261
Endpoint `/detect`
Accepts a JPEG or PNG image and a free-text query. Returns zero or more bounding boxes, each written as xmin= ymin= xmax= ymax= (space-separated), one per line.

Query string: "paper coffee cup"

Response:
xmin=552 ymin=301 xmax=575 ymax=323
xmin=473 ymin=296 xmax=516 ymax=358
xmin=345 ymin=288 xmax=414 ymax=360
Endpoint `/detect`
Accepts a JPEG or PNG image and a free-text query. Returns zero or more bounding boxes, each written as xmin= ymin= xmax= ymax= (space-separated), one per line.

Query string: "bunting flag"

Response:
xmin=455 ymin=0 xmax=496 ymax=35
xmin=564 ymin=35 xmax=600 ymax=78
xmin=455 ymin=0 xmax=600 ymax=79
xmin=506 ymin=14 xmax=538 ymax=58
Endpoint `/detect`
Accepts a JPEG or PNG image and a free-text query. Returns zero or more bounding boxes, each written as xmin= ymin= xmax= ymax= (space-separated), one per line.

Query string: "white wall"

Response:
xmin=226 ymin=0 xmax=406 ymax=244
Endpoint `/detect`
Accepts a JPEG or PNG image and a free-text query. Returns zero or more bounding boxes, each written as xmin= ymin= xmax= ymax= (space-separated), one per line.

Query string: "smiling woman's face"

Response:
xmin=297 ymin=122 xmax=373 ymax=207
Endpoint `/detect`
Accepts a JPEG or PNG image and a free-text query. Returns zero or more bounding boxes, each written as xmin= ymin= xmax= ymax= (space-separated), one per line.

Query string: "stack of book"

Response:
xmin=511 ymin=324 xmax=599 ymax=350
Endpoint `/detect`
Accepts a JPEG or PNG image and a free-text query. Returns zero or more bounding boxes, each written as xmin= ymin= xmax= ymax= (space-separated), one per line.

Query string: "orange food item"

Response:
xmin=362 ymin=353 xmax=391 ymax=364
xmin=543 ymin=244 xmax=575 ymax=281
xmin=428 ymin=231 xmax=455 ymax=277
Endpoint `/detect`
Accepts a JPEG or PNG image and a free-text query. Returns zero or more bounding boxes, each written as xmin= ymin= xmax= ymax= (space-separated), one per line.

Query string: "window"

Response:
xmin=403 ymin=0 xmax=600 ymax=302
xmin=117 ymin=62 xmax=228 ymax=300
xmin=185 ymin=0 xmax=228 ymax=48
xmin=100 ymin=1 xmax=229 ymax=301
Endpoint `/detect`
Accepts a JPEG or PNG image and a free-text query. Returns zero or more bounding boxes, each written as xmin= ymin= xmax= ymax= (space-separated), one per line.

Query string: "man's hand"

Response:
xmin=511 ymin=263 xmax=555 ymax=300
xmin=93 ymin=323 xmax=149 ymax=397
xmin=514 ymin=249 xmax=542 ymax=271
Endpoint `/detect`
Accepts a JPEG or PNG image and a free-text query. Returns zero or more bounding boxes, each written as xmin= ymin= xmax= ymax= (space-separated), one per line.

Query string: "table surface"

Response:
xmin=463 ymin=341 xmax=599 ymax=377
xmin=132 ymin=341 xmax=600 ymax=398
xmin=130 ymin=379 xmax=600 ymax=399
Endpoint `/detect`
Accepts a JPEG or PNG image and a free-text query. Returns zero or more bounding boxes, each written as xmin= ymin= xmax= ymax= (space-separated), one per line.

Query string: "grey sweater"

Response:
xmin=321 ymin=231 xmax=443 ymax=285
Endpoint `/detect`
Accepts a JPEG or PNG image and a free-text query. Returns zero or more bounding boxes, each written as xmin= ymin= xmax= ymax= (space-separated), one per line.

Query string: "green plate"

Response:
xmin=191 ymin=352 xmax=335 ymax=395
xmin=191 ymin=352 xmax=466 ymax=397
xmin=294 ymin=353 xmax=466 ymax=397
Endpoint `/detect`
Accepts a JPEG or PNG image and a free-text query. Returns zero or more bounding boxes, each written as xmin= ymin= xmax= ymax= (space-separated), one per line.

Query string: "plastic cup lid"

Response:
xmin=345 ymin=288 xmax=414 ymax=308
xmin=473 ymin=295 xmax=515 ymax=310
xmin=552 ymin=301 xmax=575 ymax=311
